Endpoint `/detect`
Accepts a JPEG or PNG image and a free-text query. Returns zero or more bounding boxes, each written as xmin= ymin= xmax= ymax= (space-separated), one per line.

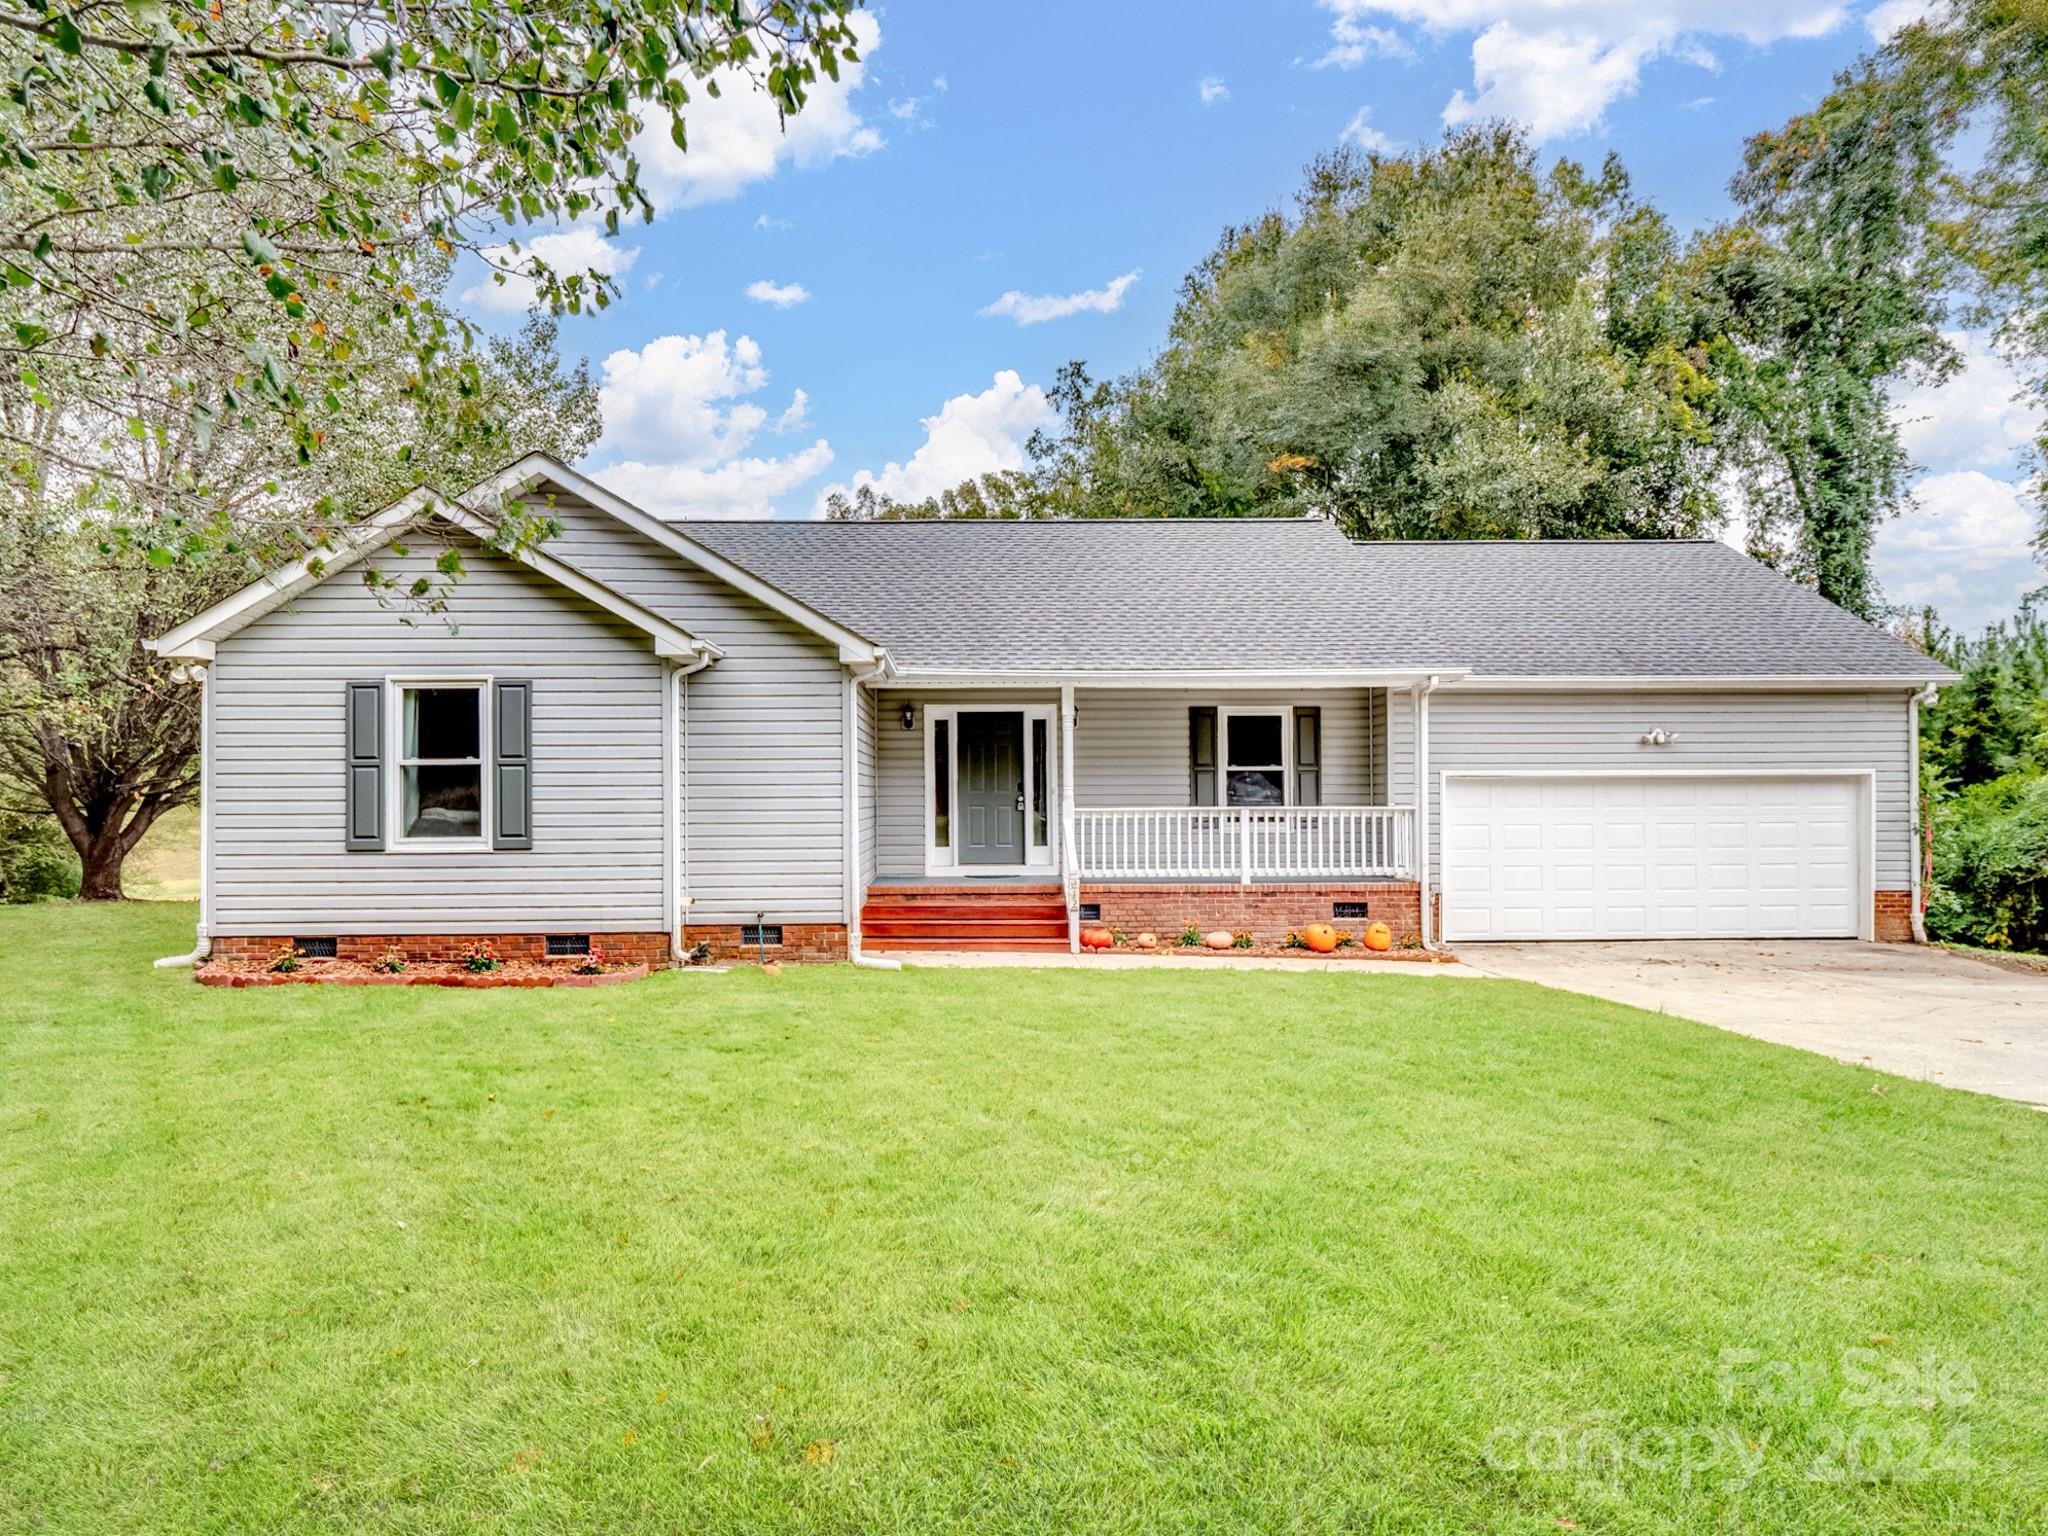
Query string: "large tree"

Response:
xmin=0 ymin=312 xmax=599 ymax=899
xmin=1024 ymin=128 xmax=1720 ymax=541
xmin=0 ymin=0 xmax=861 ymax=561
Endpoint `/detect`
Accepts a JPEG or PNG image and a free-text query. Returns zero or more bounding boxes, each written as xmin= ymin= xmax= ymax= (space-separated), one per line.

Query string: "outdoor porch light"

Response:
xmin=900 ymin=703 xmax=915 ymax=731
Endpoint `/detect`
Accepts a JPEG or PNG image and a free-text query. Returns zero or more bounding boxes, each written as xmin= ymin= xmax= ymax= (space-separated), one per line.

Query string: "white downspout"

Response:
xmin=1908 ymin=683 xmax=1939 ymax=944
xmin=1061 ymin=682 xmax=1078 ymax=953
xmin=1414 ymin=674 xmax=1441 ymax=952
xmin=845 ymin=661 xmax=901 ymax=970
xmin=154 ymin=662 xmax=211 ymax=968
xmin=669 ymin=652 xmax=713 ymax=964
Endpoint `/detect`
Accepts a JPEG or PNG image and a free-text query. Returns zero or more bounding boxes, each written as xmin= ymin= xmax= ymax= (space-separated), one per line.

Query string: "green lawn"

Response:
xmin=3 ymin=904 xmax=2044 ymax=1534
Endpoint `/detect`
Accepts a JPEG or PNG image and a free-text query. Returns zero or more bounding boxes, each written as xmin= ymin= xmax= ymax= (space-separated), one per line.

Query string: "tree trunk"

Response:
xmin=77 ymin=836 xmax=128 ymax=901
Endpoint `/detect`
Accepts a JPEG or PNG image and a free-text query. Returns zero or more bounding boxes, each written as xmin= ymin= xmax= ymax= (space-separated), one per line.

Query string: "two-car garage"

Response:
xmin=1439 ymin=773 xmax=1870 ymax=942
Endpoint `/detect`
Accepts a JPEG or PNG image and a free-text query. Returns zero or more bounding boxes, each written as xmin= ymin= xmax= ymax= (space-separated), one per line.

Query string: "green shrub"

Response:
xmin=0 ymin=814 xmax=82 ymax=903
xmin=1926 ymin=773 xmax=2048 ymax=952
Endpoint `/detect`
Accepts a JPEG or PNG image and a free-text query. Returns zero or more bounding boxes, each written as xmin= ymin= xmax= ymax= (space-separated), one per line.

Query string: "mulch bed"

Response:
xmin=195 ymin=961 xmax=653 ymax=989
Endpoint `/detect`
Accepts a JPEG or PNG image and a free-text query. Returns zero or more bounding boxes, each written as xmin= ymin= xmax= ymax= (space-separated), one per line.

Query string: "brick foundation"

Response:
xmin=689 ymin=923 xmax=849 ymax=965
xmin=1080 ymin=882 xmax=1422 ymax=947
xmin=209 ymin=931 xmax=674 ymax=968
xmin=1873 ymin=890 xmax=1915 ymax=943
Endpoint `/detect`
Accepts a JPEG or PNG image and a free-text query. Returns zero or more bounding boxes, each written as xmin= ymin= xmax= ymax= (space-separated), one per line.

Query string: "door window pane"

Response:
xmin=400 ymin=685 xmax=483 ymax=839
xmin=933 ymin=718 xmax=950 ymax=848
xmin=1031 ymin=717 xmax=1049 ymax=848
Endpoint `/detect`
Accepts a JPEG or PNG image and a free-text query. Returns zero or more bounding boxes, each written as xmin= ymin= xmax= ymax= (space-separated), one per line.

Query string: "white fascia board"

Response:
xmin=881 ymin=667 xmax=1470 ymax=690
xmin=1442 ymin=673 xmax=1951 ymax=692
xmin=146 ymin=485 xmax=718 ymax=666
xmin=469 ymin=452 xmax=883 ymax=666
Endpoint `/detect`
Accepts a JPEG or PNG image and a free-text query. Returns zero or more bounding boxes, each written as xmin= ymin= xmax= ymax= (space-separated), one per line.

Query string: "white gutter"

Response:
xmin=1414 ymin=674 xmax=1441 ymax=953
xmin=844 ymin=660 xmax=902 ymax=971
xmin=154 ymin=662 xmax=211 ymax=968
xmin=668 ymin=652 xmax=714 ymax=964
xmin=1908 ymin=683 xmax=1940 ymax=944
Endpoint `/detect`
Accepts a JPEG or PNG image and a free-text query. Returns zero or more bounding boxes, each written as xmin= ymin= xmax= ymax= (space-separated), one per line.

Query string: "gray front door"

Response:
xmin=957 ymin=711 xmax=1025 ymax=865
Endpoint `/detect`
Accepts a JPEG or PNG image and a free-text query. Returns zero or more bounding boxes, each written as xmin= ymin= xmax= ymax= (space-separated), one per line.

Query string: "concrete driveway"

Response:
xmin=1455 ymin=940 xmax=2048 ymax=1107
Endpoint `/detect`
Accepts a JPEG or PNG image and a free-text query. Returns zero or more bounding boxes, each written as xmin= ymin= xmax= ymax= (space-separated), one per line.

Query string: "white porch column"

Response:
xmin=1061 ymin=682 xmax=1078 ymax=952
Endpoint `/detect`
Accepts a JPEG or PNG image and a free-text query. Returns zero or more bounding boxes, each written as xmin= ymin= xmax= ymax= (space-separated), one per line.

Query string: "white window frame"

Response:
xmin=923 ymin=702 xmax=1059 ymax=876
xmin=386 ymin=674 xmax=493 ymax=852
xmin=1219 ymin=705 xmax=1293 ymax=808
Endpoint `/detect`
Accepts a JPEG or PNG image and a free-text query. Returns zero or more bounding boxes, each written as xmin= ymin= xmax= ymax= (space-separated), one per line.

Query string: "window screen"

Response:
xmin=1224 ymin=712 xmax=1287 ymax=806
xmin=400 ymin=685 xmax=484 ymax=840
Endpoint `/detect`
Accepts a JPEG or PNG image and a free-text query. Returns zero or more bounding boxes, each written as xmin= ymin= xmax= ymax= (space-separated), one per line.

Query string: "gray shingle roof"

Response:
xmin=676 ymin=518 xmax=1949 ymax=681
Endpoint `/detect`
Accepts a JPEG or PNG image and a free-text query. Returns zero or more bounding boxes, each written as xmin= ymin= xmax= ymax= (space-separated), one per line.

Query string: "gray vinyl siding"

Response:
xmin=539 ymin=494 xmax=849 ymax=924
xmin=871 ymin=688 xmax=1377 ymax=878
xmin=209 ymin=542 xmax=666 ymax=934
xmin=1416 ymin=689 xmax=1918 ymax=888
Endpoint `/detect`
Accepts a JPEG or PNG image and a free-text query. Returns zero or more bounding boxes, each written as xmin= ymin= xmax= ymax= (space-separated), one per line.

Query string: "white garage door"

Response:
xmin=1442 ymin=775 xmax=1865 ymax=941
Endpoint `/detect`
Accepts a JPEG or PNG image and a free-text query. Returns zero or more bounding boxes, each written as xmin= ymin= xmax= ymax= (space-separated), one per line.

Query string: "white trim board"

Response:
xmin=147 ymin=487 xmax=716 ymax=666
xmin=1437 ymin=768 xmax=1878 ymax=943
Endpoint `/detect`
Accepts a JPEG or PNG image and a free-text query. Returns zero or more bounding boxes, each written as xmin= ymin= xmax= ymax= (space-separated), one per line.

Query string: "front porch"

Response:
xmin=862 ymin=683 xmax=1429 ymax=952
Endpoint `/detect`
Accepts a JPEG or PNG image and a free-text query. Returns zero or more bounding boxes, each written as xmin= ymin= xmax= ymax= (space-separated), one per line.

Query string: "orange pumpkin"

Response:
xmin=1080 ymin=926 xmax=1114 ymax=950
xmin=1134 ymin=932 xmax=1159 ymax=950
xmin=1362 ymin=921 xmax=1393 ymax=952
xmin=1300 ymin=922 xmax=1339 ymax=954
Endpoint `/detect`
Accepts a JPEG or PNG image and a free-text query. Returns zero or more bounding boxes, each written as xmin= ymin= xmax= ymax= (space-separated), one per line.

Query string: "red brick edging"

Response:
xmin=196 ymin=963 xmax=652 ymax=988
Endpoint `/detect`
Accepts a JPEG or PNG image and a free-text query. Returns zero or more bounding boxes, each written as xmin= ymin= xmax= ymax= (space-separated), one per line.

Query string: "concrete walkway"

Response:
xmin=1456 ymin=940 xmax=2048 ymax=1107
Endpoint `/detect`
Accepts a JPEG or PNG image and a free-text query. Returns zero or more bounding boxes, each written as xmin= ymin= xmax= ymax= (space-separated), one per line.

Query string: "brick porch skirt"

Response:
xmin=210 ymin=932 xmax=674 ymax=968
xmin=689 ymin=924 xmax=848 ymax=965
xmin=1081 ymin=882 xmax=1423 ymax=947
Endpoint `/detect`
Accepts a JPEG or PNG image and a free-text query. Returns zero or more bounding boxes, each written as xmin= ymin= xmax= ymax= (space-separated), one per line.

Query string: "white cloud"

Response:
xmin=635 ymin=11 xmax=884 ymax=211
xmin=1891 ymin=330 xmax=2037 ymax=475
xmin=459 ymin=227 xmax=639 ymax=316
xmin=815 ymin=371 xmax=1055 ymax=511
xmin=773 ymin=389 xmax=811 ymax=434
xmin=602 ymin=444 xmax=836 ymax=522
xmin=744 ymin=278 xmax=812 ymax=308
xmin=590 ymin=331 xmax=832 ymax=518
xmin=1340 ymin=106 xmax=1397 ymax=152
xmin=931 ymin=74 xmax=949 ymax=93
xmin=1316 ymin=0 xmax=1848 ymax=140
xmin=980 ymin=269 xmax=1141 ymax=327
xmin=888 ymin=95 xmax=923 ymax=120
xmin=1200 ymin=76 xmax=1230 ymax=104
xmin=1317 ymin=17 xmax=1417 ymax=67
xmin=1864 ymin=0 xmax=1941 ymax=40
xmin=1877 ymin=470 xmax=2040 ymax=629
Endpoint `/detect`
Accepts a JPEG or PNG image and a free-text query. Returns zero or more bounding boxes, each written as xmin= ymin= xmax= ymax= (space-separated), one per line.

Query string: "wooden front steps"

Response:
xmin=860 ymin=883 xmax=1071 ymax=953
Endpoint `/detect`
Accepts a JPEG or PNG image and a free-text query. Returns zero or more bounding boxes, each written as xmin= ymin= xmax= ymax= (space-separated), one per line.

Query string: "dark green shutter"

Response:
xmin=1294 ymin=707 xmax=1321 ymax=807
xmin=1189 ymin=706 xmax=1218 ymax=806
xmin=493 ymin=679 xmax=533 ymax=850
xmin=344 ymin=680 xmax=384 ymax=851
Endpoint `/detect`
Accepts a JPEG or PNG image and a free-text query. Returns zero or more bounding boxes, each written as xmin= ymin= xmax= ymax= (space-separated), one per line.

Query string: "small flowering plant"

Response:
xmin=372 ymin=946 xmax=407 ymax=974
xmin=269 ymin=941 xmax=301 ymax=974
xmin=574 ymin=944 xmax=606 ymax=976
xmin=1178 ymin=921 xmax=1203 ymax=948
xmin=1230 ymin=930 xmax=1255 ymax=949
xmin=462 ymin=939 xmax=501 ymax=974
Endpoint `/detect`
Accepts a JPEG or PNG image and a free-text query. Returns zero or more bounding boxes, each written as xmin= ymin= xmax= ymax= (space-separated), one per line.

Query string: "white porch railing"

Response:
xmin=1074 ymin=805 xmax=1415 ymax=882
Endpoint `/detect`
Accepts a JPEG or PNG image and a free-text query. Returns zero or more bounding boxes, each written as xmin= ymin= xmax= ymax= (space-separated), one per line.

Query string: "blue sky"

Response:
xmin=458 ymin=0 xmax=2041 ymax=634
